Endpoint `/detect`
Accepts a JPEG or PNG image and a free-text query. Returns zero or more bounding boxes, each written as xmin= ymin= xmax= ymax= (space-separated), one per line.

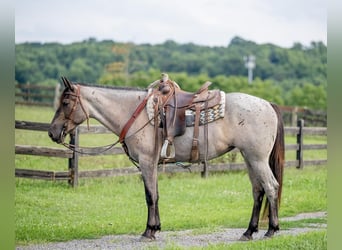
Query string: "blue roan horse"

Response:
xmin=48 ymin=75 xmax=284 ymax=241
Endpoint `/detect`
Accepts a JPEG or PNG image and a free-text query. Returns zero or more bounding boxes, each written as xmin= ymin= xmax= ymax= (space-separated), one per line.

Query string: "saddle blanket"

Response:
xmin=146 ymin=91 xmax=226 ymax=127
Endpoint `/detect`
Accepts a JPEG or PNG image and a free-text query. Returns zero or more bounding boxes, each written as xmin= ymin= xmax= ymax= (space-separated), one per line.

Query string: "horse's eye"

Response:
xmin=62 ymin=100 xmax=69 ymax=106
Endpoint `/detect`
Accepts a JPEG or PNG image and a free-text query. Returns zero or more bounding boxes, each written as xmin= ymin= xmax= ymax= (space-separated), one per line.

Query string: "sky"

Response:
xmin=15 ymin=0 xmax=326 ymax=48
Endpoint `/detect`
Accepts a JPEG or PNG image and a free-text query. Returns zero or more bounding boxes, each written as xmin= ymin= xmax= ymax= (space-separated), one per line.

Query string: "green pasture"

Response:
xmin=15 ymin=105 xmax=327 ymax=248
xmin=16 ymin=168 xmax=327 ymax=246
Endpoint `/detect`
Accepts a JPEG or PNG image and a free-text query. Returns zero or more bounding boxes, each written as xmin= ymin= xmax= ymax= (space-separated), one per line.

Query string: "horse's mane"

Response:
xmin=58 ymin=81 xmax=147 ymax=107
xmin=75 ymin=82 xmax=147 ymax=92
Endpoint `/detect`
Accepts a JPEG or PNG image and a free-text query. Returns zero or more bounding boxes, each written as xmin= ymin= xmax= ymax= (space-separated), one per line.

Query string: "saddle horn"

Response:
xmin=161 ymin=73 xmax=169 ymax=81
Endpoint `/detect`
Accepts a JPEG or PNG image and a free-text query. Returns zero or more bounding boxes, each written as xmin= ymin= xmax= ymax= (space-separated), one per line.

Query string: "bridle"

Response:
xmin=61 ymin=84 xmax=125 ymax=158
xmin=60 ymin=84 xmax=153 ymax=167
xmin=63 ymin=84 xmax=90 ymax=131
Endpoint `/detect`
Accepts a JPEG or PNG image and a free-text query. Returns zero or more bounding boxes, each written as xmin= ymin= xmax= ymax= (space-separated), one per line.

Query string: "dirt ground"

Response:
xmin=17 ymin=211 xmax=326 ymax=250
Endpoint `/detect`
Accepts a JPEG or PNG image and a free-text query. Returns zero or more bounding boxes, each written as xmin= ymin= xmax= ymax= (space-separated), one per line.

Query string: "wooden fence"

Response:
xmin=15 ymin=83 xmax=326 ymax=126
xmin=15 ymin=83 xmax=59 ymax=107
xmin=15 ymin=119 xmax=327 ymax=187
xmin=279 ymin=106 xmax=326 ymax=127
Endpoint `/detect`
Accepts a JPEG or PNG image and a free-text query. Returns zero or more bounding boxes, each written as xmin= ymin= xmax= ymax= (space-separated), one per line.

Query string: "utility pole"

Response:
xmin=243 ymin=55 xmax=256 ymax=84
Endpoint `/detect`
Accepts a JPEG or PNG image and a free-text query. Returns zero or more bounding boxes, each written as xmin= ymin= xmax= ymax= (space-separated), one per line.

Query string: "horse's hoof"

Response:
xmin=263 ymin=231 xmax=275 ymax=239
xmin=239 ymin=234 xmax=253 ymax=241
xmin=140 ymin=235 xmax=155 ymax=242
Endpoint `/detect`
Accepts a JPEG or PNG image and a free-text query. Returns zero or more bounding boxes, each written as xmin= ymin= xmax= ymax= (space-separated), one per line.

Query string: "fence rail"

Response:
xmin=15 ymin=83 xmax=326 ymax=126
xmin=279 ymin=105 xmax=326 ymax=127
xmin=15 ymin=119 xmax=327 ymax=187
xmin=15 ymin=83 xmax=58 ymax=107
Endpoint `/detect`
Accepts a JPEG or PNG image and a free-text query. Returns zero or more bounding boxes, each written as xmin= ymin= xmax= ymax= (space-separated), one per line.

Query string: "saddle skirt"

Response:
xmin=146 ymin=90 xmax=226 ymax=127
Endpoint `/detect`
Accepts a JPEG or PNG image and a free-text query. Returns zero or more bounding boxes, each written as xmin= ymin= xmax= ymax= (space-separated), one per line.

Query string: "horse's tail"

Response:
xmin=262 ymin=103 xmax=285 ymax=219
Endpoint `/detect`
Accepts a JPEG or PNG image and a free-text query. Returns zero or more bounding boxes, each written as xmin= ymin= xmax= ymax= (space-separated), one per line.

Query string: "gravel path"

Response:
xmin=17 ymin=212 xmax=326 ymax=250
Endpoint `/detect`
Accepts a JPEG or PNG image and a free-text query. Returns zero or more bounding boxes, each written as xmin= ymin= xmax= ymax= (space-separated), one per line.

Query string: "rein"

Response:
xmin=62 ymin=116 xmax=153 ymax=168
xmin=62 ymin=140 xmax=120 ymax=156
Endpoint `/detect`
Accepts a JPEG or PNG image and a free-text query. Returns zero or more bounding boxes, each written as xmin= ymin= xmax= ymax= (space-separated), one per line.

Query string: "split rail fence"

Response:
xmin=15 ymin=84 xmax=58 ymax=107
xmin=15 ymin=83 xmax=326 ymax=126
xmin=15 ymin=119 xmax=327 ymax=187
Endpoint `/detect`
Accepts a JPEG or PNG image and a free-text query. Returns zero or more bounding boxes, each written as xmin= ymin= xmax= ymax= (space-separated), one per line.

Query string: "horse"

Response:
xmin=48 ymin=76 xmax=284 ymax=241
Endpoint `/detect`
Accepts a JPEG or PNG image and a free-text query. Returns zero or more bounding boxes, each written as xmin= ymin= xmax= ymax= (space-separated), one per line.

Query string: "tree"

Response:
xmin=287 ymin=83 xmax=326 ymax=110
xmin=68 ymin=58 xmax=93 ymax=82
xmin=15 ymin=37 xmax=327 ymax=110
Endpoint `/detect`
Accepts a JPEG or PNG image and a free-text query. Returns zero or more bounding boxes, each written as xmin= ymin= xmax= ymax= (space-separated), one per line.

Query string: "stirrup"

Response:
xmin=160 ymin=140 xmax=175 ymax=159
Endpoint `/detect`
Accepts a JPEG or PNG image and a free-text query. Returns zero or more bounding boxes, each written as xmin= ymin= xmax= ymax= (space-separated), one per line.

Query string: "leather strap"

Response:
xmin=64 ymin=85 xmax=90 ymax=130
xmin=119 ymin=92 xmax=152 ymax=143
xmin=190 ymin=104 xmax=201 ymax=162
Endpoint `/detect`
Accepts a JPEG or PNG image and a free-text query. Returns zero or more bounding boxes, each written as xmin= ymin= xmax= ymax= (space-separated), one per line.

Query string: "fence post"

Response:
xmin=296 ymin=119 xmax=304 ymax=169
xmin=68 ymin=127 xmax=79 ymax=187
xmin=25 ymin=82 xmax=30 ymax=102
xmin=291 ymin=107 xmax=298 ymax=127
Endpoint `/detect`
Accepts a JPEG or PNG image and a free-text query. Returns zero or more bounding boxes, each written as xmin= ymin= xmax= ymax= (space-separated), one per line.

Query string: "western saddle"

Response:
xmin=151 ymin=73 xmax=222 ymax=162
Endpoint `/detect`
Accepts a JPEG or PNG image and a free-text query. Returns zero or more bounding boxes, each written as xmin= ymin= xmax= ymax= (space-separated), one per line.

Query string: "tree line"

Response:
xmin=15 ymin=36 xmax=326 ymax=110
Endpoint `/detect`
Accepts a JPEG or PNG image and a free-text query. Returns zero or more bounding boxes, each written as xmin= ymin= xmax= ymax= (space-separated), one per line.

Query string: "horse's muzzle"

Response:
xmin=48 ymin=127 xmax=65 ymax=144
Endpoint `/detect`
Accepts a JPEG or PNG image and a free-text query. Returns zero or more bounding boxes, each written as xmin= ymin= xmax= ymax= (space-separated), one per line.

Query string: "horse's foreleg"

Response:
xmin=141 ymin=165 xmax=160 ymax=240
xmin=142 ymin=180 xmax=160 ymax=239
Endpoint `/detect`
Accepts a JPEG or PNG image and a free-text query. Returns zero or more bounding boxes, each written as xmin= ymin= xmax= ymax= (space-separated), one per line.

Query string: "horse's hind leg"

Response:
xmin=264 ymin=192 xmax=280 ymax=238
xmin=260 ymin=166 xmax=280 ymax=238
xmin=240 ymin=168 xmax=265 ymax=241
xmin=241 ymin=157 xmax=280 ymax=240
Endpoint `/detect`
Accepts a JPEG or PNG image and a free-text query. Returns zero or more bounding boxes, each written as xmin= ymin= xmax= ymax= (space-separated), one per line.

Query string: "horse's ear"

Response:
xmin=61 ymin=76 xmax=74 ymax=91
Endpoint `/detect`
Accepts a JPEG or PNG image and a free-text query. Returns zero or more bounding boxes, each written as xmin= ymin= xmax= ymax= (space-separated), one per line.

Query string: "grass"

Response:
xmin=15 ymin=105 xmax=327 ymax=246
xmin=201 ymin=230 xmax=327 ymax=250
xmin=15 ymin=166 xmax=327 ymax=245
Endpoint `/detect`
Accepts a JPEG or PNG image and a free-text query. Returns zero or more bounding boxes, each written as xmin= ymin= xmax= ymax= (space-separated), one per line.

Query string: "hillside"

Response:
xmin=15 ymin=36 xmax=327 ymax=109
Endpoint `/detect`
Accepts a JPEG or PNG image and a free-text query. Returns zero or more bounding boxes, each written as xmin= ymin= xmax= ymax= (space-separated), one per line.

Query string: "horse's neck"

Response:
xmin=80 ymin=86 xmax=146 ymax=135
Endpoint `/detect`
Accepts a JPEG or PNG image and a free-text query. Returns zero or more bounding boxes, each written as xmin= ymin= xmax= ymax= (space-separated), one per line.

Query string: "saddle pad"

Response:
xmin=146 ymin=91 xmax=225 ymax=127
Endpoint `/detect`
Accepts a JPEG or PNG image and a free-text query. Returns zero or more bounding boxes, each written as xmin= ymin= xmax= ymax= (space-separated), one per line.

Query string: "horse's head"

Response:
xmin=48 ymin=77 xmax=89 ymax=144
